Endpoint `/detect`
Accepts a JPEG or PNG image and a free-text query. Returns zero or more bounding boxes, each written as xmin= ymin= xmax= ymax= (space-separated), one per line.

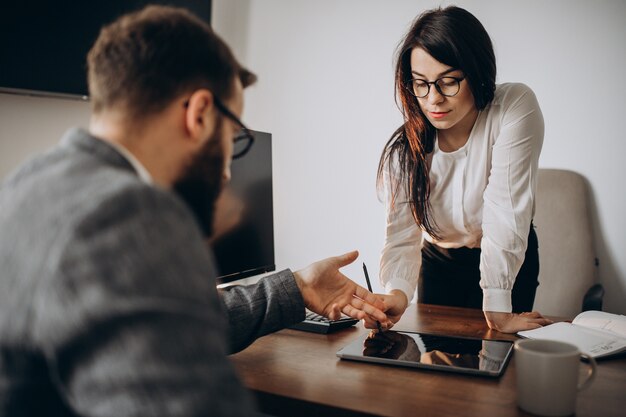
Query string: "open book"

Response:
xmin=517 ymin=310 xmax=626 ymax=359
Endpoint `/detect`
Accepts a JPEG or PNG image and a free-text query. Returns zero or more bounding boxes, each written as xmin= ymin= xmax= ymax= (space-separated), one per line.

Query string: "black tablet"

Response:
xmin=336 ymin=330 xmax=513 ymax=377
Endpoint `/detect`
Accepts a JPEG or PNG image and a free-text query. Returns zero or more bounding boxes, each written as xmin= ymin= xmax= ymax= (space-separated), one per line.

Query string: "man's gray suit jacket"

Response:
xmin=0 ymin=128 xmax=306 ymax=416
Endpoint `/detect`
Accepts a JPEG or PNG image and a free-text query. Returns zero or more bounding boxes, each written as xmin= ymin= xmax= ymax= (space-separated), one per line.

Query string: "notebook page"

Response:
xmin=572 ymin=311 xmax=626 ymax=338
xmin=518 ymin=322 xmax=626 ymax=358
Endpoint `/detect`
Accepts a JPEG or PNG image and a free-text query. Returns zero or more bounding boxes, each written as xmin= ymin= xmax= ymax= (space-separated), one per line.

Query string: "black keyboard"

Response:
xmin=289 ymin=310 xmax=359 ymax=334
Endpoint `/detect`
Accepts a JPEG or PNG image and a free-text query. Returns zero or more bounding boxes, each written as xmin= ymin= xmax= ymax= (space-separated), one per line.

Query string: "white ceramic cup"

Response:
xmin=514 ymin=339 xmax=597 ymax=416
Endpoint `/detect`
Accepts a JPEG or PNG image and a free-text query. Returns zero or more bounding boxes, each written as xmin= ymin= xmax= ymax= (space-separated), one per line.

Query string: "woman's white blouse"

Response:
xmin=380 ymin=83 xmax=544 ymax=312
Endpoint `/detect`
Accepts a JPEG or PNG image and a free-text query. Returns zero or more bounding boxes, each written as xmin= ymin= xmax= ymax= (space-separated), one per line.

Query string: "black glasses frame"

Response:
xmin=184 ymin=95 xmax=255 ymax=159
xmin=406 ymin=76 xmax=465 ymax=98
xmin=212 ymin=97 xmax=255 ymax=159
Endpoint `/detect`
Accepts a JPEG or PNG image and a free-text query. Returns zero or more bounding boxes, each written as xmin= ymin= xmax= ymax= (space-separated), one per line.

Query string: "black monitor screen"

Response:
xmin=211 ymin=130 xmax=275 ymax=284
xmin=0 ymin=1 xmax=211 ymax=99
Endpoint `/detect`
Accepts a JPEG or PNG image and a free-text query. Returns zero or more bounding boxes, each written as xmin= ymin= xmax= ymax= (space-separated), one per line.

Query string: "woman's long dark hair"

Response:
xmin=377 ymin=6 xmax=496 ymax=239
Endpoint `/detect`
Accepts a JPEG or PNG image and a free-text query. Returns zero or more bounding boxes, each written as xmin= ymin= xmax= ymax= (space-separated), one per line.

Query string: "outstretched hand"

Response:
xmin=293 ymin=251 xmax=391 ymax=327
xmin=484 ymin=311 xmax=553 ymax=333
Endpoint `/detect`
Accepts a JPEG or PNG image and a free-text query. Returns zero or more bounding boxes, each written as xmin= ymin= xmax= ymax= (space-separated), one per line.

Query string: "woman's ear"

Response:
xmin=184 ymin=89 xmax=215 ymax=144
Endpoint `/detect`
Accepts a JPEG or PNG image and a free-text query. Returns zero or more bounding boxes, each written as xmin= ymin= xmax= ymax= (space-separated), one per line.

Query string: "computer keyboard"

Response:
xmin=289 ymin=310 xmax=359 ymax=334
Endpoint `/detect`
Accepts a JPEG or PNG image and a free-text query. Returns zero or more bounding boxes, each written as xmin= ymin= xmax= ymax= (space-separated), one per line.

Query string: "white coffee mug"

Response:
xmin=514 ymin=339 xmax=597 ymax=416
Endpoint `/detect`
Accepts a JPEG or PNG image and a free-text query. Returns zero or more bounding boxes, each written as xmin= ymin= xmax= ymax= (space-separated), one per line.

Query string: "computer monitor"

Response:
xmin=211 ymin=130 xmax=275 ymax=284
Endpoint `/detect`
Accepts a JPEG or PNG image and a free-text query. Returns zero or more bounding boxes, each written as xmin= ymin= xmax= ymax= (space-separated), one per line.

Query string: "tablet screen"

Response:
xmin=337 ymin=331 xmax=513 ymax=377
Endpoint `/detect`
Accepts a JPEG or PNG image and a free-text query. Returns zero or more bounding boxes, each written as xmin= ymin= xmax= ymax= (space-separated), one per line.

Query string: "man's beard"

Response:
xmin=173 ymin=121 xmax=225 ymax=237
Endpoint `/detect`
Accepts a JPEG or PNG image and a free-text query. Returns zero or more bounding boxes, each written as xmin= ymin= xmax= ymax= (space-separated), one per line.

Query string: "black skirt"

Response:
xmin=418 ymin=225 xmax=539 ymax=313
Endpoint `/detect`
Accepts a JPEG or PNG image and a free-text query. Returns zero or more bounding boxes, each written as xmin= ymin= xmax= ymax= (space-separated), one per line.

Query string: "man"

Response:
xmin=0 ymin=6 xmax=390 ymax=416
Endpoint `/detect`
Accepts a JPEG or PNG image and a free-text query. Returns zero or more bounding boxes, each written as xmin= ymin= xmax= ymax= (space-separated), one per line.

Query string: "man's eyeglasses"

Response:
xmin=406 ymin=76 xmax=465 ymax=98
xmin=212 ymin=97 xmax=255 ymax=159
xmin=184 ymin=95 xmax=255 ymax=159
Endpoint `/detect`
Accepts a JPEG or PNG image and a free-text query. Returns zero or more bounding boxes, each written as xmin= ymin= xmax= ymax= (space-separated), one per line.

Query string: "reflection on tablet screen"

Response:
xmin=338 ymin=330 xmax=513 ymax=376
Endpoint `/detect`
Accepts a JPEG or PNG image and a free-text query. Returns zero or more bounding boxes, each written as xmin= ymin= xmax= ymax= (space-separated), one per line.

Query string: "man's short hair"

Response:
xmin=87 ymin=5 xmax=256 ymax=118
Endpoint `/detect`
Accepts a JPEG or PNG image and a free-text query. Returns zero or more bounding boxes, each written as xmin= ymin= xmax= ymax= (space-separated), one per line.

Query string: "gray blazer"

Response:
xmin=0 ymin=128 xmax=305 ymax=417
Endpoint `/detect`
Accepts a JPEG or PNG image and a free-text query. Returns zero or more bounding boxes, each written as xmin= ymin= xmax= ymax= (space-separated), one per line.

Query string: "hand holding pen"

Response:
xmin=362 ymin=262 xmax=385 ymax=333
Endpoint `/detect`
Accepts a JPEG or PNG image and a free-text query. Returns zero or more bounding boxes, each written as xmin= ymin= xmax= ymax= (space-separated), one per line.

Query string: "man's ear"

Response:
xmin=184 ymin=89 xmax=215 ymax=144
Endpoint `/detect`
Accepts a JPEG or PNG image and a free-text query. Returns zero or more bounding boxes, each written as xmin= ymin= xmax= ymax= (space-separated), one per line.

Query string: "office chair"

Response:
xmin=531 ymin=169 xmax=603 ymax=318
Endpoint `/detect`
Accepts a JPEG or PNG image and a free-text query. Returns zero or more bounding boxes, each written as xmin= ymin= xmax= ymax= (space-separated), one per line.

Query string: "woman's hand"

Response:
xmin=484 ymin=311 xmax=553 ymax=333
xmin=362 ymin=289 xmax=409 ymax=331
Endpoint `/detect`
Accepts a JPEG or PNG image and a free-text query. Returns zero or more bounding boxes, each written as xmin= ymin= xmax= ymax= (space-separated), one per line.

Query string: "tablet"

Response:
xmin=336 ymin=330 xmax=513 ymax=377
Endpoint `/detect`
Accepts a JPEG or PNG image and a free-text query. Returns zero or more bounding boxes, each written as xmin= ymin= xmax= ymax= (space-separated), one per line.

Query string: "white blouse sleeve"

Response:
xmin=479 ymin=84 xmax=544 ymax=312
xmin=379 ymin=153 xmax=423 ymax=303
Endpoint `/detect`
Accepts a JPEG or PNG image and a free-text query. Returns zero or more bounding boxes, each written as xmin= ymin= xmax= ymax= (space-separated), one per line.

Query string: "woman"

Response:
xmin=376 ymin=6 xmax=551 ymax=333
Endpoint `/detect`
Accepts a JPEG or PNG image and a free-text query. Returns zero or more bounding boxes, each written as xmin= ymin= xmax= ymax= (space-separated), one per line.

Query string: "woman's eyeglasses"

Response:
xmin=406 ymin=76 xmax=465 ymax=98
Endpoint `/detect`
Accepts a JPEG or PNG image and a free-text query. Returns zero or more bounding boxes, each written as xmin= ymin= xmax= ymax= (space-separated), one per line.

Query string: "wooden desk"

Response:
xmin=231 ymin=304 xmax=626 ymax=417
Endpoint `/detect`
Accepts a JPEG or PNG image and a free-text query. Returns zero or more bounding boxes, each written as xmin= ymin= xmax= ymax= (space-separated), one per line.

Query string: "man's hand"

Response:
xmin=484 ymin=311 xmax=553 ymax=333
xmin=293 ymin=250 xmax=391 ymax=327
xmin=362 ymin=289 xmax=408 ymax=331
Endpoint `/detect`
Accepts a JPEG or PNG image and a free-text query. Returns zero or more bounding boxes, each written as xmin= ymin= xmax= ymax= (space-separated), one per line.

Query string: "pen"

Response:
xmin=362 ymin=262 xmax=384 ymax=333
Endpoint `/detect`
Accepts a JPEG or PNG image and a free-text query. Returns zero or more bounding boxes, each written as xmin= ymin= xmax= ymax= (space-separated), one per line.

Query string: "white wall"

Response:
xmin=212 ymin=0 xmax=626 ymax=314
xmin=1 ymin=0 xmax=624 ymax=314
xmin=0 ymin=94 xmax=90 ymax=177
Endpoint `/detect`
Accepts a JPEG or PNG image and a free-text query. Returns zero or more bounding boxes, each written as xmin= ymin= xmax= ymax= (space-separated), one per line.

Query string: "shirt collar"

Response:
xmin=105 ymin=140 xmax=153 ymax=184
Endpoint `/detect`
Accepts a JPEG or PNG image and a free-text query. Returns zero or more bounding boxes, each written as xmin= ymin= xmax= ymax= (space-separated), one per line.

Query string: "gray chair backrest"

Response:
xmin=532 ymin=169 xmax=597 ymax=318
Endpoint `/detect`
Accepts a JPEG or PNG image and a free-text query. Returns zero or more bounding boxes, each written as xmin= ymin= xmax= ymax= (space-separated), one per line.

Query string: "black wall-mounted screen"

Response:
xmin=0 ymin=1 xmax=211 ymax=99
xmin=212 ymin=131 xmax=276 ymax=284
